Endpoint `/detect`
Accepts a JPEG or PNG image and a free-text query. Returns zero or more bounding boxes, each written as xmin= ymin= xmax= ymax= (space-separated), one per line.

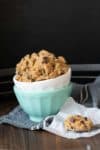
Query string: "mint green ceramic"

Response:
xmin=13 ymin=84 xmax=72 ymax=122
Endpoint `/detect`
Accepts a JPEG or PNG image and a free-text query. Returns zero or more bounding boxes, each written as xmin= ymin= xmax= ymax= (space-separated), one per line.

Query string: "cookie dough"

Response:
xmin=64 ymin=115 xmax=93 ymax=132
xmin=15 ymin=49 xmax=69 ymax=82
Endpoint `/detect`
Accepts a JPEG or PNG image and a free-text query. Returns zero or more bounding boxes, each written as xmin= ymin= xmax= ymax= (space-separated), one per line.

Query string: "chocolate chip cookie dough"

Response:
xmin=15 ymin=50 xmax=69 ymax=82
xmin=64 ymin=115 xmax=93 ymax=132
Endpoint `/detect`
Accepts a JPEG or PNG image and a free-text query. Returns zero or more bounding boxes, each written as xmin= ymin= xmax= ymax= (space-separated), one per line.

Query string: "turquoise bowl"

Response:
xmin=13 ymin=83 xmax=72 ymax=122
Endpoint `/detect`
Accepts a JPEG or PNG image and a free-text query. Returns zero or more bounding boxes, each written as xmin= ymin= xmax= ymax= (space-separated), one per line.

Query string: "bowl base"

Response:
xmin=29 ymin=116 xmax=43 ymax=122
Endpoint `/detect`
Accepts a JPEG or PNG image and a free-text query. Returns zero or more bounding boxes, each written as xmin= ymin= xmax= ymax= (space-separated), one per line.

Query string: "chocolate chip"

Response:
xmin=84 ymin=117 xmax=88 ymax=120
xmin=70 ymin=118 xmax=75 ymax=123
xmin=71 ymin=126 xmax=74 ymax=129
xmin=80 ymin=120 xmax=85 ymax=124
xmin=42 ymin=57 xmax=49 ymax=64
xmin=77 ymin=115 xmax=81 ymax=117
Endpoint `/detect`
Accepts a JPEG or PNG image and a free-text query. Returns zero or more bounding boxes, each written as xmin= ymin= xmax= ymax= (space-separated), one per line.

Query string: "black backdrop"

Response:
xmin=0 ymin=0 xmax=100 ymax=68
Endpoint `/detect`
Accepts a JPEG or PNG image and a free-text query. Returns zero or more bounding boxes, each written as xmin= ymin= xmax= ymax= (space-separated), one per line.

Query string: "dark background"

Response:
xmin=0 ymin=0 xmax=100 ymax=68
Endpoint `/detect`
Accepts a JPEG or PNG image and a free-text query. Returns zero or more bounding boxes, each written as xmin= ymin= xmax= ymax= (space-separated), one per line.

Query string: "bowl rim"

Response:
xmin=13 ymin=82 xmax=72 ymax=94
xmin=13 ymin=67 xmax=71 ymax=85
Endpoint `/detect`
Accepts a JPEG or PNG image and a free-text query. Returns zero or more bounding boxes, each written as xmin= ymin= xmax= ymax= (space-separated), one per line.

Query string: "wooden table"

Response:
xmin=0 ymin=98 xmax=100 ymax=150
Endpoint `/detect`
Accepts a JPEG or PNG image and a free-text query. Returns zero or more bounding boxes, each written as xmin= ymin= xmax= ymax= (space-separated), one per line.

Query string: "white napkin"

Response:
xmin=43 ymin=97 xmax=100 ymax=139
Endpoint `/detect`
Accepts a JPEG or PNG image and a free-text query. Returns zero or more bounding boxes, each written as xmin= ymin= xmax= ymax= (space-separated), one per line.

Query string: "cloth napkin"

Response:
xmin=0 ymin=76 xmax=100 ymax=139
xmin=43 ymin=97 xmax=100 ymax=139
